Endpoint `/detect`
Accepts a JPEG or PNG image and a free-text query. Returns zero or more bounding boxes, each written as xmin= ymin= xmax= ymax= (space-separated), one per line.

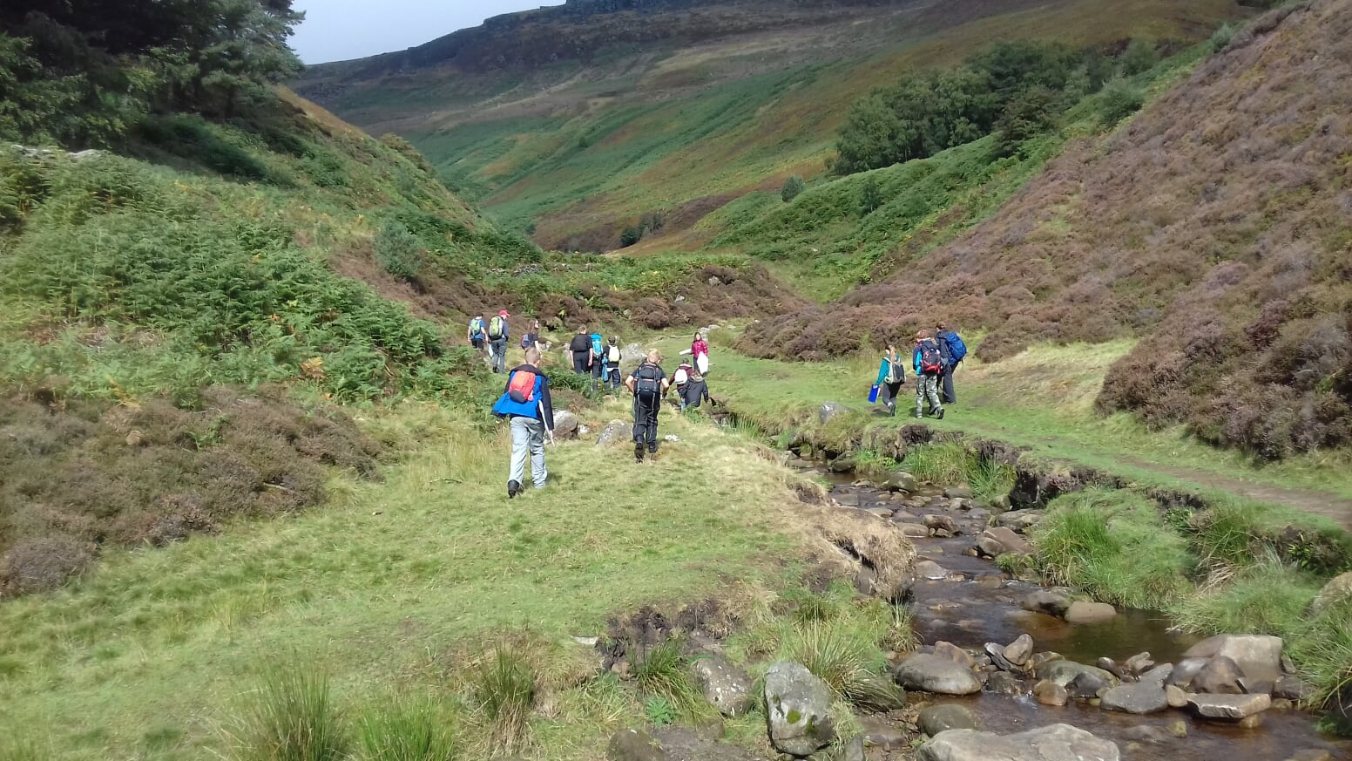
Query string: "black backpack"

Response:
xmin=634 ymin=363 xmax=663 ymax=399
xmin=570 ymin=334 xmax=590 ymax=353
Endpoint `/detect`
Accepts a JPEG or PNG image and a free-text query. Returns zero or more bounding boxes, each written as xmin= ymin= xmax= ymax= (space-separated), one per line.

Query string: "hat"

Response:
xmin=498 ymin=309 xmax=510 ymax=317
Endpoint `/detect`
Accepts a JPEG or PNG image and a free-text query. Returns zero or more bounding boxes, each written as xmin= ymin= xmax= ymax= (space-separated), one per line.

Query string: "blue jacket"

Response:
xmin=491 ymin=364 xmax=555 ymax=429
xmin=913 ymin=338 xmax=944 ymax=376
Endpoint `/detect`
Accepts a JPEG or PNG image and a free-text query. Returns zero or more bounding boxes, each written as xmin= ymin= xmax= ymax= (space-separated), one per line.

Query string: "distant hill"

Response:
xmin=295 ymin=0 xmax=1247 ymax=250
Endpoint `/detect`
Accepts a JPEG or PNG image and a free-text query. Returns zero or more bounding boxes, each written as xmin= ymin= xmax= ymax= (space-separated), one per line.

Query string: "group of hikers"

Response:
xmin=873 ymin=323 xmax=967 ymax=419
xmin=487 ymin=324 xmax=716 ymax=497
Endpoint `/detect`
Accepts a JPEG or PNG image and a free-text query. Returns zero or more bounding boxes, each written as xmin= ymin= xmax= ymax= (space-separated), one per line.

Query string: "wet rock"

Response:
xmin=977 ymin=536 xmax=1006 ymax=557
xmin=1121 ymin=725 xmax=1171 ymax=744
xmin=990 ymin=509 xmax=1044 ymax=533
xmin=1188 ymin=692 xmax=1272 ymax=720
xmin=596 ymin=419 xmax=632 ymax=447
xmin=1022 ymin=590 xmax=1072 ymax=617
xmin=606 ymin=727 xmax=759 ymax=761
xmin=924 ymin=514 xmax=957 ymax=534
xmin=916 ymin=560 xmax=948 ymax=580
xmin=1123 ymin=652 xmax=1155 ymax=676
xmin=890 ymin=510 xmax=919 ymax=523
xmin=553 ymin=410 xmax=580 ymax=440
xmin=1193 ymin=655 xmax=1245 ymax=695
xmin=1036 ymin=659 xmax=1116 ymax=689
xmin=985 ymin=671 xmax=1024 ymax=696
xmin=1004 ymin=634 xmax=1034 ymax=666
xmin=1033 ymin=679 xmax=1069 ymax=706
xmin=1069 ymin=670 xmax=1115 ymax=700
xmin=1284 ymin=750 xmax=1333 ymax=761
xmin=883 ymin=471 xmax=918 ymax=492
xmin=1274 ymin=675 xmax=1316 ymax=701
xmin=1096 ymin=657 xmax=1128 ymax=680
xmin=1183 ymin=634 xmax=1284 ymax=686
xmin=979 ymin=527 xmax=1032 ymax=556
xmin=1030 ymin=652 xmax=1064 ymax=671
xmin=819 ymin=402 xmax=850 ymax=425
xmin=985 ymin=642 xmax=1019 ymax=672
xmin=895 ymin=523 xmax=930 ymax=538
xmin=944 ymin=485 xmax=974 ymax=499
xmin=691 ymin=653 xmax=753 ymax=717
xmin=1311 ymin=571 xmax=1352 ymax=614
xmin=859 ymin=716 xmax=909 ymax=749
xmin=894 ymin=653 xmax=982 ymax=695
xmin=1064 ymin=601 xmax=1117 ymax=624
xmin=1139 ymin=664 xmax=1173 ymax=687
xmin=1165 ymin=684 xmax=1188 ymax=708
xmin=763 ymin=661 xmax=836 ymax=756
xmin=917 ymin=723 xmax=1120 ymax=761
xmin=1100 ymin=683 xmax=1168 ymax=714
xmin=917 ymin=704 xmax=980 ymax=736
xmin=1166 ymin=658 xmax=1209 ymax=689
xmin=1167 ymin=719 xmax=1188 ymax=738
xmin=828 ymin=457 xmax=857 ymax=473
xmin=932 ymin=641 xmax=974 ymax=668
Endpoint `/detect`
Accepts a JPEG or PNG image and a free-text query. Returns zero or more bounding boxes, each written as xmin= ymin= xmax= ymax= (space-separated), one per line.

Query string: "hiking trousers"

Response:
xmin=916 ymin=374 xmax=943 ymax=416
xmin=633 ymin=393 xmax=661 ymax=447
xmin=880 ymin=381 xmax=903 ymax=414
xmin=607 ymin=368 xmax=622 ymax=390
xmin=572 ymin=352 xmax=590 ymax=375
xmin=489 ymin=338 xmax=508 ymax=373
xmin=509 ymin=416 xmax=547 ymax=488
xmin=940 ymin=363 xmax=958 ymax=404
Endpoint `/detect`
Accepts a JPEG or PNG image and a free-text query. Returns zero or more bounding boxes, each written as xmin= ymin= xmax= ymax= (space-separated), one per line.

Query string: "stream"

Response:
xmin=819 ymin=474 xmax=1351 ymax=760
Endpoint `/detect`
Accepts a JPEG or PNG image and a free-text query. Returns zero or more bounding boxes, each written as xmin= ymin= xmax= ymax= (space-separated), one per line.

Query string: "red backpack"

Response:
xmin=918 ymin=342 xmax=944 ymax=375
xmin=507 ymin=370 xmax=538 ymax=403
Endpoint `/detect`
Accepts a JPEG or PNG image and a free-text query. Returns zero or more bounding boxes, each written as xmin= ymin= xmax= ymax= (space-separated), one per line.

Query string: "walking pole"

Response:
xmin=539 ymin=398 xmax=556 ymax=446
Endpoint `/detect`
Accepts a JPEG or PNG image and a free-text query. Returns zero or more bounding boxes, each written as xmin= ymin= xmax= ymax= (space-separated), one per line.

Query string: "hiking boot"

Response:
xmin=507 ymin=480 xmax=521 ymax=499
xmin=634 ymin=442 xmax=645 ymax=462
xmin=937 ymin=408 xmax=945 ymax=420
xmin=648 ymin=442 xmax=658 ymax=455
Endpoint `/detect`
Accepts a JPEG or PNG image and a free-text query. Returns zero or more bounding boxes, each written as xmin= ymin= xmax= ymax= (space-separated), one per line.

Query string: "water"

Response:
xmin=820 ymin=476 xmax=1352 ymax=760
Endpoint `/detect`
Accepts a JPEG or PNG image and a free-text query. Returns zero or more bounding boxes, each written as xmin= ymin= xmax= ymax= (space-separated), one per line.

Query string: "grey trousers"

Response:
xmin=489 ymin=339 xmax=508 ymax=373
xmin=509 ymin=416 xmax=547 ymax=488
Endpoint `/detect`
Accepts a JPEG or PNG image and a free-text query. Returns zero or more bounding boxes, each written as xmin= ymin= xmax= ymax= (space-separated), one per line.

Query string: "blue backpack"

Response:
xmin=590 ymin=333 xmax=605 ymax=363
xmin=941 ymin=331 xmax=967 ymax=363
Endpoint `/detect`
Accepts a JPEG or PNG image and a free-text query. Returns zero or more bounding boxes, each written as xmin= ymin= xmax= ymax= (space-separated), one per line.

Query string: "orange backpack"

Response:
xmin=508 ymin=370 xmax=537 ymax=403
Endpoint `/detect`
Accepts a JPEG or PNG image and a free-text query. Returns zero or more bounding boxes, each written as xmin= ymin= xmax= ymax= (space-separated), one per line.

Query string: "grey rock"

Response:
xmin=1064 ymin=601 xmax=1117 ymax=624
xmin=596 ymin=419 xmax=631 ymax=447
xmin=980 ymin=527 xmax=1032 ymax=556
xmin=1311 ymin=571 xmax=1352 ymax=614
xmin=1069 ymin=670 xmax=1115 ymax=700
xmin=894 ymin=653 xmax=982 ymax=695
xmin=990 ymin=509 xmax=1044 ymax=533
xmin=883 ymin=471 xmax=918 ymax=492
xmin=1193 ymin=655 xmax=1245 ymax=695
xmin=917 ymin=704 xmax=980 ymax=737
xmin=895 ymin=523 xmax=930 ymax=538
xmin=916 ymin=560 xmax=949 ymax=580
xmin=1100 ymin=683 xmax=1169 ymax=714
xmin=1003 ymin=633 xmax=1035 ymax=666
xmin=1033 ymin=679 xmax=1068 ymax=706
xmin=691 ymin=653 xmax=753 ymax=718
xmin=918 ymin=724 xmax=1119 ymax=761
xmin=1036 ymin=660 xmax=1118 ymax=690
xmin=1021 ymin=590 xmax=1072 ymax=617
xmin=840 ymin=734 xmax=865 ymax=761
xmin=763 ymin=661 xmax=835 ymax=756
xmin=984 ymin=671 xmax=1024 ymax=696
xmin=828 ymin=457 xmax=856 ymax=473
xmin=1139 ymin=663 xmax=1173 ymax=687
xmin=976 ymin=537 xmax=1007 ymax=557
xmin=1274 ymin=675 xmax=1316 ymax=701
xmin=552 ymin=410 xmax=581 ymax=440
xmin=1121 ymin=725 xmax=1172 ymax=744
xmin=932 ymin=641 xmax=974 ymax=668
xmin=1166 ymin=658 xmax=1210 ymax=689
xmin=1184 ymin=634 xmax=1284 ymax=686
xmin=859 ymin=716 xmax=909 ymax=749
xmin=606 ymin=727 xmax=758 ymax=761
xmin=1096 ymin=657 xmax=1127 ymax=680
xmin=1165 ymin=684 xmax=1189 ymax=708
xmin=924 ymin=514 xmax=958 ymax=534
xmin=866 ymin=507 xmax=895 ymax=519
xmin=1188 ymin=692 xmax=1272 ymax=720
xmin=1123 ymin=652 xmax=1156 ymax=676
xmin=985 ymin=642 xmax=1020 ymax=672
xmin=944 ymin=485 xmax=974 ymax=499
xmin=819 ymin=402 xmax=850 ymax=425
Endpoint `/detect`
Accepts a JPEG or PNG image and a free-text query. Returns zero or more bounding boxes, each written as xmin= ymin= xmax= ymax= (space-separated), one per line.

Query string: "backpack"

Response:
xmin=634 ymin=363 xmax=663 ymax=399
xmin=885 ymin=355 xmax=902 ymax=384
xmin=674 ymin=367 xmax=689 ymax=386
xmin=570 ymin=334 xmax=590 ymax=353
xmin=608 ymin=345 xmax=621 ymax=364
xmin=919 ymin=342 xmax=944 ymax=375
xmin=507 ymin=369 xmax=538 ymax=404
xmin=488 ymin=316 xmax=505 ymax=340
xmin=469 ymin=317 xmax=484 ymax=338
xmin=941 ymin=331 xmax=967 ymax=363
xmin=590 ymin=333 xmax=605 ymax=359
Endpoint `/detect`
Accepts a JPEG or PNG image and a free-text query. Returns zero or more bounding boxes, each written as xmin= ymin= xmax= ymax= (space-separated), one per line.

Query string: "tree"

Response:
xmin=859 ymin=176 xmax=883 ymax=215
xmin=780 ymin=175 xmax=805 ymax=202
xmin=1098 ymin=77 xmax=1145 ymax=125
xmin=994 ymin=86 xmax=1059 ymax=156
xmin=1121 ymin=39 xmax=1158 ymax=76
xmin=374 ymin=220 xmax=422 ymax=280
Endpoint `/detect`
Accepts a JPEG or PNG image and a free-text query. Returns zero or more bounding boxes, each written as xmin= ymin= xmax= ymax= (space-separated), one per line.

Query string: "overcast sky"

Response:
xmin=291 ymin=0 xmax=565 ymax=64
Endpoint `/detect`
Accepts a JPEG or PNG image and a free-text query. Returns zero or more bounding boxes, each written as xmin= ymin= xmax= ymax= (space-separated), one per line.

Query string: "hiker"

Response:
xmin=569 ymin=327 xmax=591 ymax=375
xmin=486 ymin=309 xmax=510 ymax=374
xmin=625 ymin=350 xmax=669 ymax=462
xmin=490 ymin=346 xmax=555 ymax=498
xmin=935 ymin=322 xmax=967 ymax=405
xmin=682 ymin=366 xmax=712 ymax=411
xmin=589 ymin=329 xmax=607 ymax=390
xmin=670 ymin=360 xmax=693 ymax=411
xmin=606 ymin=337 xmax=623 ymax=390
xmin=874 ymin=342 xmax=905 ymax=417
xmin=467 ymin=313 xmax=486 ymax=353
xmin=913 ymin=330 xmax=946 ymax=420
xmin=680 ymin=331 xmax=710 ymax=376
xmin=520 ymin=319 xmax=540 ymax=351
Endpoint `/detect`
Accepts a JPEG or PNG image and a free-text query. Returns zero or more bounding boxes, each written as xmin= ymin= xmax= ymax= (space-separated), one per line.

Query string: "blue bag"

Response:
xmin=868 ymin=385 xmax=880 ymax=404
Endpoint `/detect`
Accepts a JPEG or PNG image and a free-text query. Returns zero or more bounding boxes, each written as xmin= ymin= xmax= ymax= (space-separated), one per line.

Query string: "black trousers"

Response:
xmin=940 ymin=364 xmax=958 ymax=404
xmin=573 ymin=352 xmax=590 ymax=374
xmin=880 ymin=381 xmax=903 ymax=410
xmin=633 ymin=393 xmax=661 ymax=446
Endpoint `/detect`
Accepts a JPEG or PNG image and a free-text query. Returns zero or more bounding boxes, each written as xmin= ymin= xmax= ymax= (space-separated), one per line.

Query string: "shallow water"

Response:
xmin=821 ymin=477 xmax=1352 ymax=760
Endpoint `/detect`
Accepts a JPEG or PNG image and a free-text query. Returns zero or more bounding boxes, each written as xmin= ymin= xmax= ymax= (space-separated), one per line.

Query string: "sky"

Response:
xmin=290 ymin=0 xmax=565 ymax=64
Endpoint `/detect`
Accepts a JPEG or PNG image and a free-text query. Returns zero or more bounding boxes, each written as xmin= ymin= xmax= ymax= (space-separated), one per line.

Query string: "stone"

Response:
xmin=895 ymin=523 xmax=930 ymax=539
xmin=916 ymin=560 xmax=949 ymax=580
xmin=1123 ymin=651 xmax=1155 ymax=676
xmin=976 ymin=537 xmax=1006 ymax=557
xmin=1165 ymin=684 xmax=1189 ymax=708
xmin=552 ymin=410 xmax=580 ymax=440
xmin=944 ymin=485 xmax=974 ymax=499
xmin=1274 ymin=675 xmax=1316 ymax=701
xmin=763 ymin=661 xmax=836 ymax=756
xmin=1003 ymin=633 xmax=1035 ymax=666
xmin=1096 ymin=657 xmax=1127 ymax=680
xmin=917 ymin=724 xmax=1119 ymax=761
xmin=606 ymin=727 xmax=759 ymax=761
xmin=924 ymin=514 xmax=958 ymax=534
xmin=1068 ymin=670 xmax=1114 ymax=700
xmin=1120 ymin=726 xmax=1171 ymax=744
xmin=894 ymin=653 xmax=982 ymax=695
xmin=1035 ymin=659 xmax=1116 ymax=689
xmin=990 ymin=509 xmax=1044 ymax=533
xmin=1030 ymin=652 xmax=1064 ymax=671
xmin=1312 ymin=571 xmax=1352 ymax=614
xmin=985 ymin=642 xmax=1019 ymax=672
xmin=596 ymin=419 xmax=631 ymax=447
xmin=883 ymin=471 xmax=918 ymax=492
xmin=1284 ymin=751 xmax=1333 ymax=761
xmin=858 ymin=716 xmax=909 ymax=749
xmin=1193 ymin=655 xmax=1245 ymax=695
xmin=1167 ymin=720 xmax=1188 ymax=738
xmin=932 ymin=641 xmax=975 ymax=668
xmin=866 ymin=507 xmax=895 ymax=519
xmin=1166 ymin=658 xmax=1210 ymax=690
xmin=1021 ymin=590 xmax=1072 ymax=618
xmin=1033 ymin=679 xmax=1069 ymax=706
xmin=691 ymin=653 xmax=753 ymax=718
xmin=1188 ymin=692 xmax=1272 ymax=720
xmin=1100 ymin=683 xmax=1169 ymax=714
xmin=828 ymin=457 xmax=856 ymax=473
xmin=1183 ymin=634 xmax=1284 ymax=685
xmin=819 ymin=402 xmax=850 ymax=425
xmin=984 ymin=671 xmax=1024 ymax=696
xmin=1139 ymin=663 xmax=1173 ymax=687
xmin=839 ymin=734 xmax=865 ymax=761
xmin=1064 ymin=601 xmax=1117 ymax=624
xmin=980 ymin=527 xmax=1032 ymax=556
xmin=917 ymin=704 xmax=980 ymax=737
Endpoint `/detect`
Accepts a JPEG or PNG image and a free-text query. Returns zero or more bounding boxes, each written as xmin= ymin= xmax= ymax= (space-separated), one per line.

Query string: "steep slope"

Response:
xmin=296 ymin=0 xmax=1247 ymax=250
xmin=744 ymin=0 xmax=1352 ymax=459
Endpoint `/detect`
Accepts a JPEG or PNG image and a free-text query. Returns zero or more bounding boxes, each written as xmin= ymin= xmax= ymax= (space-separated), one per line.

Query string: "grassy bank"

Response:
xmin=0 ymin=397 xmax=843 ymax=759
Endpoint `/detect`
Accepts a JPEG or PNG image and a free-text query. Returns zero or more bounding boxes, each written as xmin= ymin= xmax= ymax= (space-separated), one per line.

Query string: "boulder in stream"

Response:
xmin=1192 ymin=655 xmax=1245 ymax=695
xmin=978 ymin=527 xmax=1032 ymax=556
xmin=1188 ymin=692 xmax=1272 ymax=721
xmin=1035 ymin=659 xmax=1118 ymax=690
xmin=918 ymin=724 xmax=1119 ymax=761
xmin=1183 ymin=634 xmax=1284 ymax=686
xmin=1021 ymin=590 xmax=1072 ymax=618
xmin=985 ymin=671 xmax=1024 ymax=695
xmin=1100 ymin=683 xmax=1169 ymax=714
xmin=1063 ymin=601 xmax=1117 ymax=624
xmin=883 ymin=471 xmax=918 ymax=492
xmin=763 ymin=661 xmax=835 ymax=756
xmin=1033 ymin=679 xmax=1069 ymax=706
xmin=916 ymin=560 xmax=948 ymax=580
xmin=894 ymin=653 xmax=982 ymax=695
xmin=1003 ymin=634 xmax=1035 ymax=666
xmin=917 ymin=704 xmax=980 ymax=736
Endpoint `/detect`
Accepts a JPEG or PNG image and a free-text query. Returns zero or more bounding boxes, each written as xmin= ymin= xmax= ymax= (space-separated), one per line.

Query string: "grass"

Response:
xmin=473 ymin=648 xmax=536 ymax=756
xmin=0 ymin=399 xmax=816 ymax=759
xmin=232 ymin=667 xmax=348 ymax=761
xmin=356 ymin=696 xmax=457 ymax=761
xmin=631 ymin=640 xmax=706 ymax=719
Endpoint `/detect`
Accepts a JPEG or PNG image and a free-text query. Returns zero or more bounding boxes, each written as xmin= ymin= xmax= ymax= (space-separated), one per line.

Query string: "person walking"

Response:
xmin=589 ymin=329 xmax=607 ymax=391
xmin=520 ymin=319 xmax=540 ymax=351
xmin=467 ymin=313 xmax=486 ymax=353
xmin=606 ymin=337 xmax=623 ymax=390
xmin=670 ymin=360 xmax=693 ymax=411
xmin=569 ymin=327 xmax=592 ymax=375
xmin=682 ymin=366 xmax=712 ymax=411
xmin=680 ymin=331 xmax=710 ymax=376
xmin=491 ymin=346 xmax=555 ymax=498
xmin=935 ymin=322 xmax=967 ymax=405
xmin=625 ymin=350 xmax=669 ymax=462
xmin=913 ymin=330 xmax=946 ymax=420
xmin=486 ymin=309 xmax=510 ymax=374
xmin=874 ymin=342 xmax=905 ymax=417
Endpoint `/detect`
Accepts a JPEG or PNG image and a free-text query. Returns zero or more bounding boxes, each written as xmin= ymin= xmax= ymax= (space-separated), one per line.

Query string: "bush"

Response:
xmin=994 ymin=86 xmax=1060 ymax=156
xmin=374 ymin=220 xmax=423 ymax=280
xmin=1121 ymin=38 xmax=1159 ymax=75
xmin=858 ymin=176 xmax=882 ymax=215
xmin=234 ymin=668 xmax=348 ymax=761
xmin=356 ymin=697 xmax=457 ymax=761
xmin=1209 ymin=23 xmax=1236 ymax=53
xmin=781 ymin=175 xmax=806 ymax=203
xmin=472 ymin=647 xmax=536 ymax=755
xmin=0 ymin=536 xmax=94 ymax=597
xmin=1097 ymin=77 xmax=1145 ymax=124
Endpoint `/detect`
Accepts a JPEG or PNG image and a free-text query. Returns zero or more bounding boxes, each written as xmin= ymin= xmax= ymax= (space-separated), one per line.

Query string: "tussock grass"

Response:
xmin=779 ymin=620 xmax=905 ymax=711
xmin=232 ymin=667 xmax=348 ymax=761
xmin=1289 ymin=599 xmax=1352 ymax=723
xmin=901 ymin=443 xmax=970 ymax=486
xmin=471 ymin=648 xmax=536 ymax=756
xmin=1171 ymin=557 xmax=1320 ymax=636
xmin=632 ymin=640 xmax=706 ymax=718
xmin=1030 ymin=489 xmax=1193 ymax=609
xmin=356 ymin=697 xmax=457 ymax=761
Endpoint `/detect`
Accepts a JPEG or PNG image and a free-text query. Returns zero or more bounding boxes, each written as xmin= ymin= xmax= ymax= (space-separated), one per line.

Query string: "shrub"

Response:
xmin=1120 ymin=38 xmax=1159 ymax=75
xmin=472 ymin=647 xmax=536 ymax=755
xmin=356 ymin=697 xmax=457 ymax=761
xmin=0 ymin=536 xmax=94 ymax=597
xmin=781 ymin=175 xmax=806 ymax=203
xmin=233 ymin=668 xmax=348 ymax=761
xmin=1209 ymin=23 xmax=1236 ymax=53
xmin=994 ymin=86 xmax=1060 ymax=156
xmin=374 ymin=220 xmax=423 ymax=281
xmin=858 ymin=176 xmax=882 ymax=215
xmin=1097 ymin=77 xmax=1145 ymax=125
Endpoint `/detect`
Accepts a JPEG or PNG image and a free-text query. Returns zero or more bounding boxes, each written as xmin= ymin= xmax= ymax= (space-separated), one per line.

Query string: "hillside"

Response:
xmin=742 ymin=0 xmax=1352 ymax=459
xmin=295 ymin=0 xmax=1248 ymax=250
